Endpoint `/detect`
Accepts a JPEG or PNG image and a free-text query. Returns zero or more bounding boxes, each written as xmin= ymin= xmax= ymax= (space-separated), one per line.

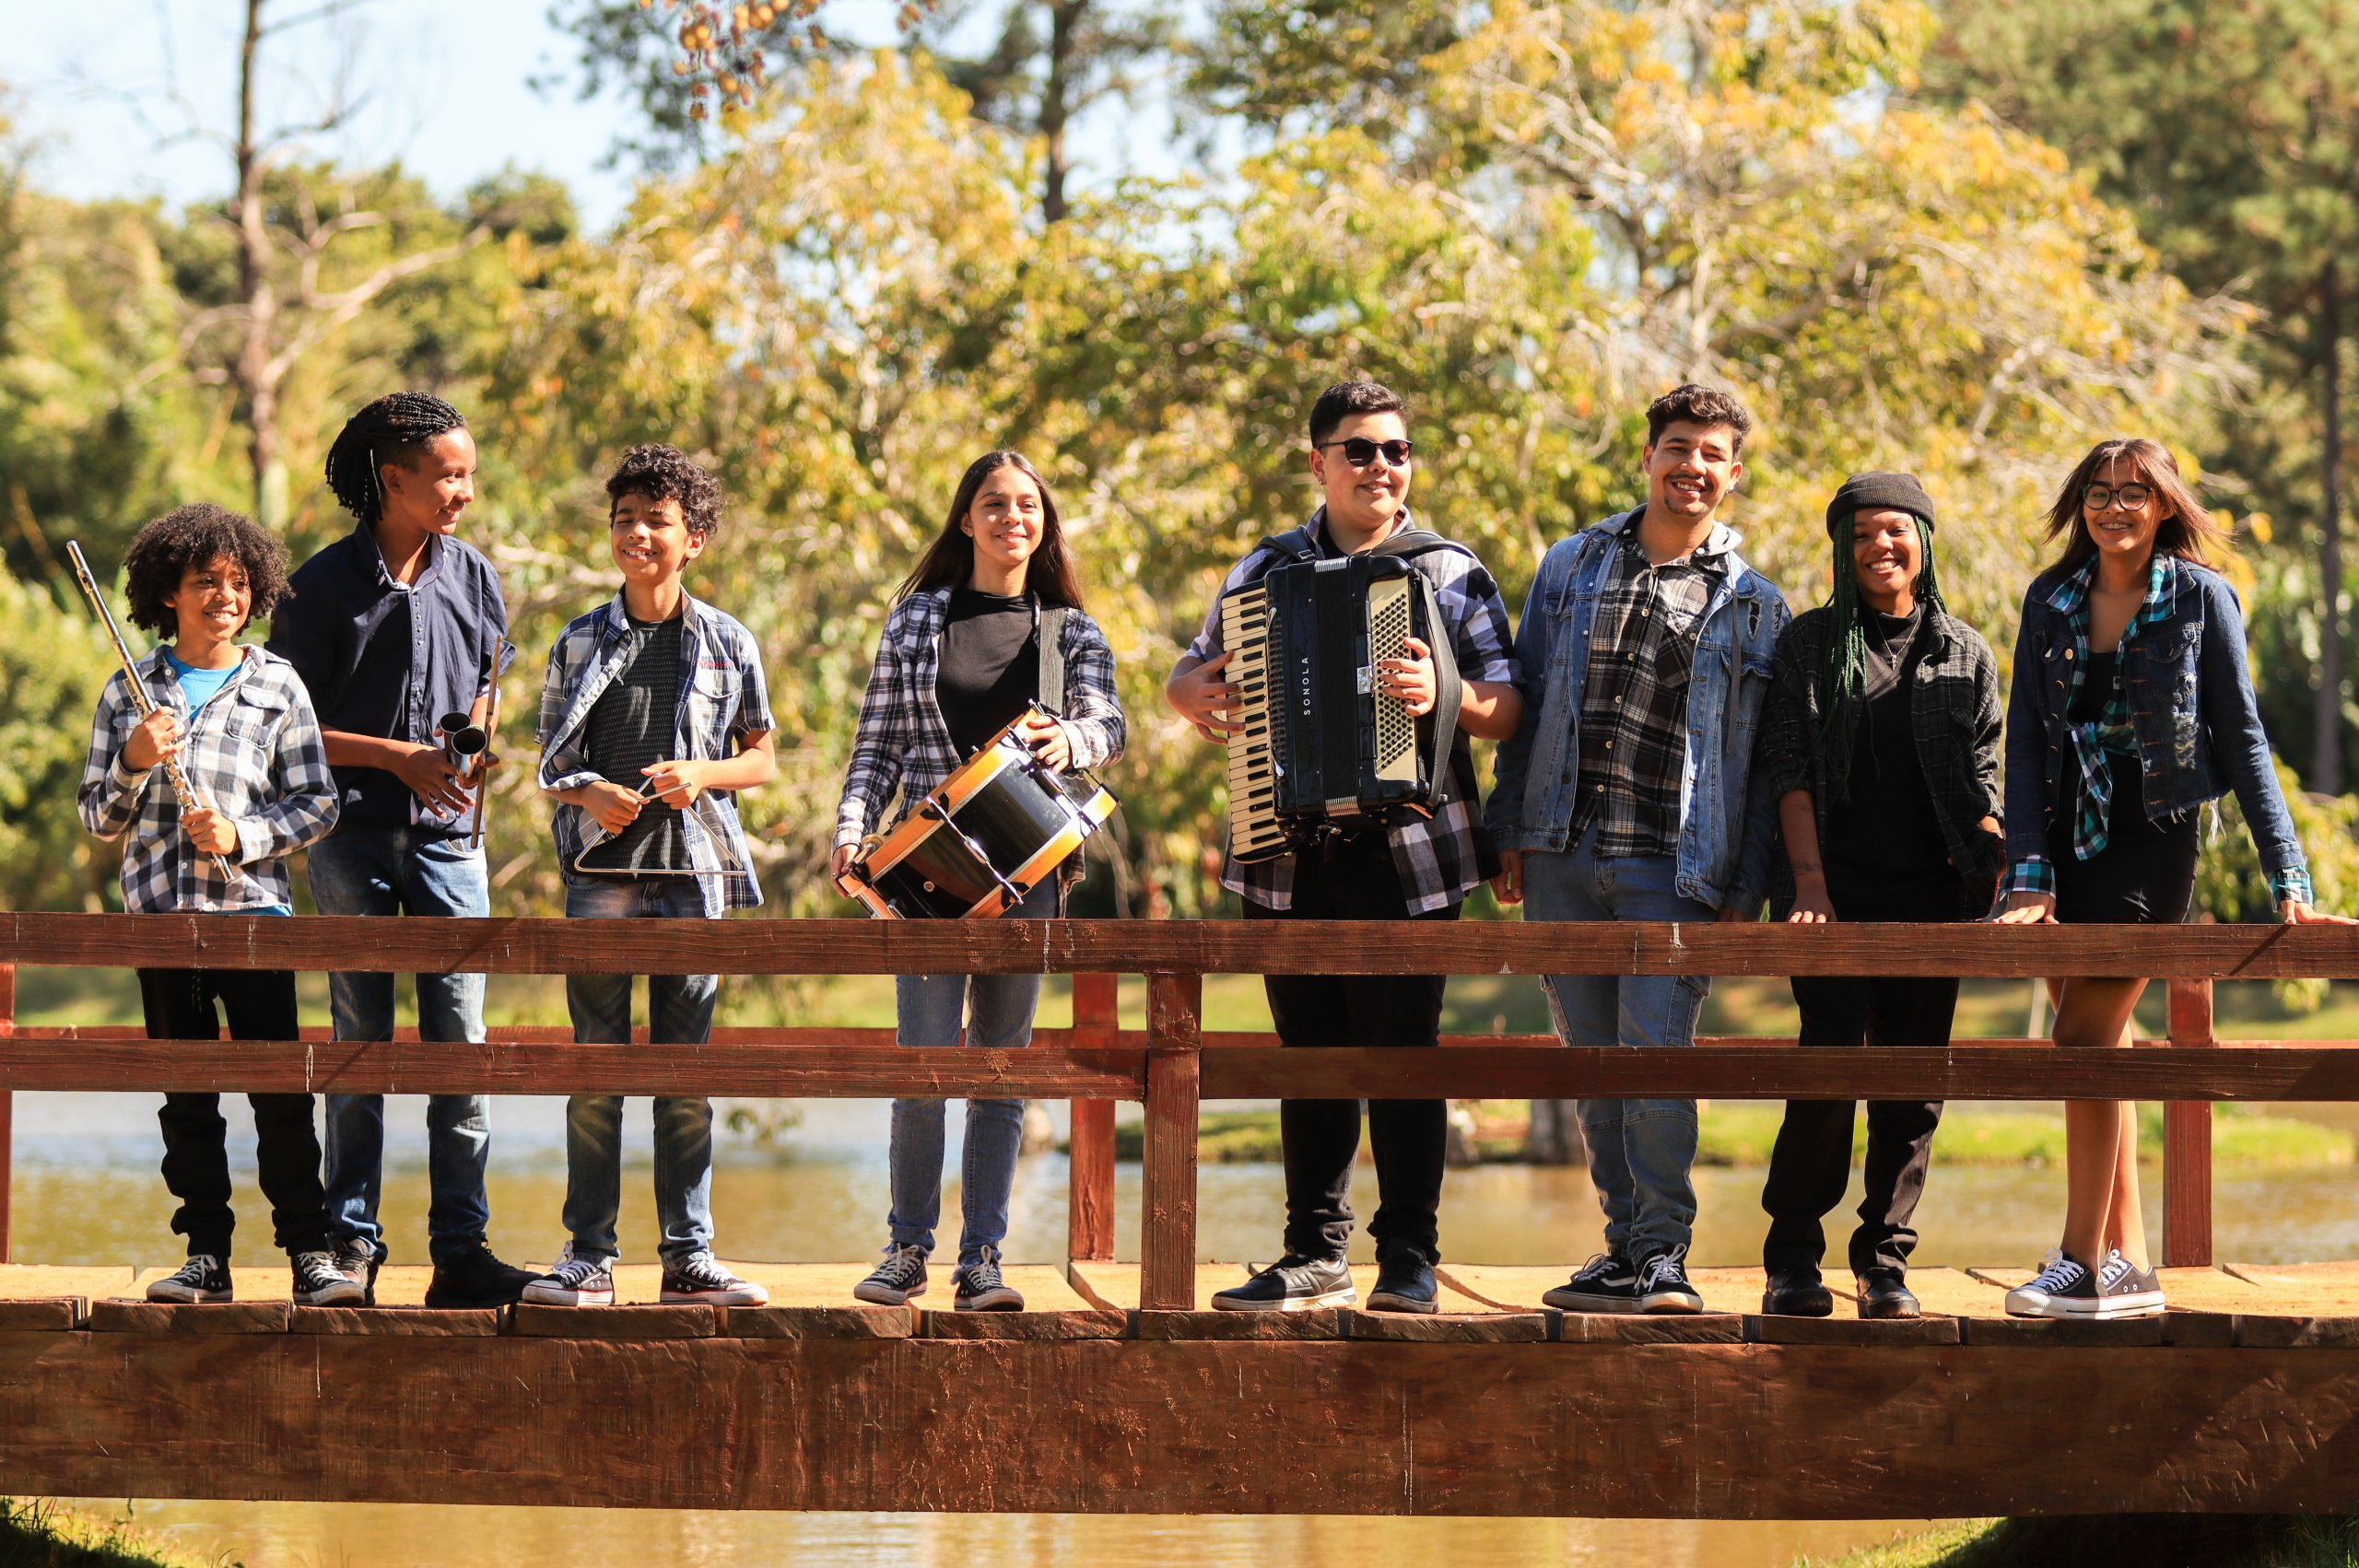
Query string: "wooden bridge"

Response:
xmin=2 ymin=914 xmax=2358 ymax=1517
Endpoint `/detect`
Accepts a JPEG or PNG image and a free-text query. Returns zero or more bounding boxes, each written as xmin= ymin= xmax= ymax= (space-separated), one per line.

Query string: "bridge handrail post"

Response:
xmin=1140 ymin=971 xmax=1202 ymax=1312
xmin=1065 ymin=972 xmax=1121 ymax=1265
xmin=2163 ymin=977 xmax=2218 ymax=1267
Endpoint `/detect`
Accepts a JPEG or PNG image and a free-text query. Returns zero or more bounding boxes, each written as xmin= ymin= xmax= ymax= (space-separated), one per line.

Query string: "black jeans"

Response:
xmin=1760 ymin=874 xmax=1962 ymax=1279
xmin=137 ymin=967 xmax=333 ymax=1260
xmin=1243 ymin=832 xmax=1458 ymax=1264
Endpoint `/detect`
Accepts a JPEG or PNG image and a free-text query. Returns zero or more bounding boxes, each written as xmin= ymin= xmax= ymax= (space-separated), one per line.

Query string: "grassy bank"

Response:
xmin=0 ymin=1501 xmax=227 ymax=1568
xmin=1091 ymin=1103 xmax=2353 ymax=1167
xmin=1802 ymin=1515 xmax=2359 ymax=1566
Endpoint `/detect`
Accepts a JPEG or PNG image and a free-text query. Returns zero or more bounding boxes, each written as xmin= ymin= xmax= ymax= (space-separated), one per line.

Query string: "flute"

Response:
xmin=65 ymin=540 xmax=247 ymax=891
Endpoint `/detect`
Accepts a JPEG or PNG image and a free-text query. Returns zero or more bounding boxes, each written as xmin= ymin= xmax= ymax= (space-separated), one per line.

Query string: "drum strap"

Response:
xmin=1037 ymin=604 xmax=1069 ymax=713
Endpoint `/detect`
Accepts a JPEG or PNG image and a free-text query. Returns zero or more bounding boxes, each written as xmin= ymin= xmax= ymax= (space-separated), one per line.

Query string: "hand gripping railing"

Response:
xmin=3 ymin=914 xmax=2356 ymax=1308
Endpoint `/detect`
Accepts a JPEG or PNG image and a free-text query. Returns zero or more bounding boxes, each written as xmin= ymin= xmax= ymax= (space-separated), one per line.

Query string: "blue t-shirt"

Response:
xmin=168 ymin=650 xmax=295 ymax=916
xmin=166 ymin=650 xmax=240 ymax=714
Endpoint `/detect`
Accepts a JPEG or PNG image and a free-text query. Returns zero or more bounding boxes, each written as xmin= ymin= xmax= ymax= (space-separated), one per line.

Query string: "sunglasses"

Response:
xmin=1316 ymin=437 xmax=1414 ymax=470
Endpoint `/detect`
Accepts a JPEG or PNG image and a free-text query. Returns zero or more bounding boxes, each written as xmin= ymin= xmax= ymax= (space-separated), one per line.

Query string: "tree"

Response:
xmin=144 ymin=0 xmax=487 ymax=527
xmin=1920 ymin=0 xmax=2359 ymax=790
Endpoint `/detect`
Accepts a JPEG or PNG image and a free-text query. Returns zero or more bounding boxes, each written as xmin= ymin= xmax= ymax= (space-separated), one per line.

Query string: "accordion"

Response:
xmin=1218 ymin=552 xmax=1461 ymax=862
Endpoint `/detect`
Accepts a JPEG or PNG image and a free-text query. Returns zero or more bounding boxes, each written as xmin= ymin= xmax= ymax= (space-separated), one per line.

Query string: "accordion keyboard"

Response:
xmin=1218 ymin=586 xmax=1293 ymax=861
xmin=1366 ymin=574 xmax=1418 ymax=782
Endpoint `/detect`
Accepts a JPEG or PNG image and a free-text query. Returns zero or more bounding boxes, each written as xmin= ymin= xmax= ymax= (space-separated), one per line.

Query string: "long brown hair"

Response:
xmin=895 ymin=451 xmax=1086 ymax=609
xmin=2042 ymin=438 xmax=2230 ymax=574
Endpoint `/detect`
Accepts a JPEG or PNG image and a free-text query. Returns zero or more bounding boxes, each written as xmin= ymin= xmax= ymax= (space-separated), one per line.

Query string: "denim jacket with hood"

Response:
xmin=2003 ymin=555 xmax=2308 ymax=903
xmin=1485 ymin=507 xmax=1791 ymax=912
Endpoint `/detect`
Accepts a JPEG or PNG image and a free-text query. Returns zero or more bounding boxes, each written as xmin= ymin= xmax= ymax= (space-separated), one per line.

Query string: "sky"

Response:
xmin=2 ymin=0 xmax=1183 ymax=233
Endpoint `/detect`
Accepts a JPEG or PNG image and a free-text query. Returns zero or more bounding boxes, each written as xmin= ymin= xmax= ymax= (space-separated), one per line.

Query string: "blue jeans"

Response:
xmin=886 ymin=880 xmax=1054 ymax=1266
xmin=560 ymin=875 xmax=719 ymax=1264
xmin=308 ymin=825 xmax=493 ymax=1267
xmin=1523 ymin=822 xmax=1715 ymax=1261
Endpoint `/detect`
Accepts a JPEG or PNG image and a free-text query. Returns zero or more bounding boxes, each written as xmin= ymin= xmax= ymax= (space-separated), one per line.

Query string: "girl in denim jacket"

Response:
xmin=1997 ymin=438 xmax=2345 ymax=1320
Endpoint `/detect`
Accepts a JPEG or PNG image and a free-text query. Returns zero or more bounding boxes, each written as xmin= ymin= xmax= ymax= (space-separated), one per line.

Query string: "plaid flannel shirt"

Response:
xmin=537 ymin=592 xmax=777 ymax=916
xmin=78 ymin=646 xmax=339 ymax=914
xmin=1569 ymin=522 xmax=1732 ymax=858
xmin=1183 ymin=507 xmax=1519 ymax=914
xmin=836 ymin=589 xmax=1125 ymax=859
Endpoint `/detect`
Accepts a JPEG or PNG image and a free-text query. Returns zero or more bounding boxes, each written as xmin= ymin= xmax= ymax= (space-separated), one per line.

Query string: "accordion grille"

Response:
xmin=1367 ymin=576 xmax=1417 ymax=782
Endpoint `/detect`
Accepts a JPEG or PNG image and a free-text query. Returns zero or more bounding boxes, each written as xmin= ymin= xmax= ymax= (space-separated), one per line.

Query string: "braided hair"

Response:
xmin=323 ymin=392 xmax=468 ymax=524
xmin=1813 ymin=516 xmax=1944 ymax=805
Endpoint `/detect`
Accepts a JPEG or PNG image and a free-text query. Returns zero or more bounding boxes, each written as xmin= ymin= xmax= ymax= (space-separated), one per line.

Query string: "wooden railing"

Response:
xmin=4 ymin=914 xmax=2357 ymax=1308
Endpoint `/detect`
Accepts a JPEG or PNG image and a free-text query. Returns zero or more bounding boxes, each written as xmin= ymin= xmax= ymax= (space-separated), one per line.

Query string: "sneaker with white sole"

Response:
xmin=954 ymin=1246 xmax=1025 ymax=1311
xmin=290 ymin=1250 xmax=365 ymax=1306
xmin=2004 ymin=1249 xmax=2085 ymax=1317
xmin=2012 ymin=1248 xmax=2165 ymax=1319
xmin=147 ymin=1254 xmax=231 ymax=1304
xmin=1635 ymin=1245 xmax=1705 ymax=1314
xmin=662 ymin=1253 xmax=769 ymax=1306
xmin=520 ymin=1243 xmax=616 ymax=1306
xmin=1543 ymin=1253 xmax=1638 ymax=1313
xmin=1211 ymin=1254 xmax=1356 ymax=1312
xmin=854 ymin=1244 xmax=929 ymax=1305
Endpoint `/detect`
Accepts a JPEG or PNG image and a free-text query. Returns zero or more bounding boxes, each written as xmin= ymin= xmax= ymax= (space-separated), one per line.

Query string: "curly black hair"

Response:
xmin=323 ymin=392 xmax=468 ymax=523
xmin=121 ymin=502 xmax=290 ymax=638
xmin=605 ymin=444 xmax=724 ymax=538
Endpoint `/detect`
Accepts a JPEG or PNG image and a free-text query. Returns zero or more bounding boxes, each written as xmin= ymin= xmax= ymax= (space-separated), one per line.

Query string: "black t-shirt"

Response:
xmin=576 ymin=613 xmax=688 ymax=875
xmin=938 ymin=588 xmax=1039 ymax=755
xmin=1825 ymin=609 xmax=1952 ymax=896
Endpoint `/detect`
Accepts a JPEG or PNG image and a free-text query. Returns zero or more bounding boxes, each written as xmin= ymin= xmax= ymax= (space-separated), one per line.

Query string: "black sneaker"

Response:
xmin=331 ymin=1238 xmax=381 ymax=1305
xmin=1635 ymin=1246 xmax=1705 ymax=1314
xmin=425 ymin=1243 xmax=538 ymax=1308
xmin=954 ymin=1246 xmax=1025 ymax=1311
xmin=662 ymin=1253 xmax=769 ymax=1306
xmin=1211 ymin=1254 xmax=1356 ymax=1313
xmin=853 ymin=1244 xmax=929 ymax=1305
xmin=147 ymin=1254 xmax=231 ymax=1304
xmin=291 ymin=1250 xmax=366 ymax=1306
xmin=1543 ymin=1253 xmax=1637 ymax=1313
xmin=520 ymin=1244 xmax=616 ymax=1306
xmin=1366 ymin=1247 xmax=1439 ymax=1314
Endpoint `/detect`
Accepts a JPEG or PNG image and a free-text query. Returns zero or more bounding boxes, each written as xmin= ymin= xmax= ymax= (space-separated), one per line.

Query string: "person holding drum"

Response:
xmin=833 ymin=451 xmax=1125 ymax=1311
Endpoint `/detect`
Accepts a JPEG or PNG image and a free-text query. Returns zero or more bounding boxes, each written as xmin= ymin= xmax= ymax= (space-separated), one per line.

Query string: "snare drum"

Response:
xmin=836 ymin=708 xmax=1119 ymax=919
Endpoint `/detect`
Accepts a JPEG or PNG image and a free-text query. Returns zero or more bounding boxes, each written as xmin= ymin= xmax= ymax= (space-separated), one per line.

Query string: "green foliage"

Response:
xmin=0 ymin=571 xmax=116 ymax=911
xmin=0 ymin=1499 xmax=235 ymax=1568
xmin=2193 ymin=755 xmax=2359 ymax=1012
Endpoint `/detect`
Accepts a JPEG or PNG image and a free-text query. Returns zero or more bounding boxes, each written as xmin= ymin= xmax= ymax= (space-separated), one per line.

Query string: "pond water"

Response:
xmin=17 ymin=1085 xmax=2359 ymax=1567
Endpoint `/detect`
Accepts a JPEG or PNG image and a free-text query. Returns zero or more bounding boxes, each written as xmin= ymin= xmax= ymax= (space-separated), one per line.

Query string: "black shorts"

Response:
xmin=2050 ymin=751 xmax=2200 ymax=926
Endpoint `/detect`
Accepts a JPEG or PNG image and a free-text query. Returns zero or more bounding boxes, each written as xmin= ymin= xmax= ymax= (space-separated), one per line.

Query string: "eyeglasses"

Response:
xmin=2083 ymin=483 xmax=2154 ymax=511
xmin=1316 ymin=437 xmax=1414 ymax=470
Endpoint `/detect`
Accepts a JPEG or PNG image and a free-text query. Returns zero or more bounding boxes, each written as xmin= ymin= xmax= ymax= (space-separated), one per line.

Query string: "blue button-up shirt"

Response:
xmin=265 ymin=521 xmax=511 ymax=835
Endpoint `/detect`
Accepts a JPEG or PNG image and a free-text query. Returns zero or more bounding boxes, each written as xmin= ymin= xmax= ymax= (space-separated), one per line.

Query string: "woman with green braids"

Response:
xmin=1754 ymin=473 xmax=2004 ymax=1322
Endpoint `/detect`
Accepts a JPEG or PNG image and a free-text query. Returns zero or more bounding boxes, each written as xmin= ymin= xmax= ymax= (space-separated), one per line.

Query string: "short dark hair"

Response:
xmin=122 ymin=502 xmax=290 ymax=638
xmin=323 ymin=392 xmax=468 ymax=523
xmin=1309 ymin=380 xmax=1410 ymax=448
xmin=605 ymin=444 xmax=724 ymax=539
xmin=1645 ymin=384 xmax=1753 ymax=454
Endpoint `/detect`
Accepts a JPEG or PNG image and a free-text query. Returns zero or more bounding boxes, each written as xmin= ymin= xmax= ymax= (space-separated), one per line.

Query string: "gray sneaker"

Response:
xmin=331 ymin=1238 xmax=380 ymax=1305
xmin=854 ymin=1244 xmax=929 ymax=1305
xmin=520 ymin=1243 xmax=616 ymax=1306
xmin=1211 ymin=1254 xmax=1356 ymax=1312
xmin=662 ymin=1253 xmax=769 ymax=1306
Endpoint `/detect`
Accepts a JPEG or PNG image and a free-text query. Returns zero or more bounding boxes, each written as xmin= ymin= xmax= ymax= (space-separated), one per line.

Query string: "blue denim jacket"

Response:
xmin=2003 ymin=556 xmax=2308 ymax=901
xmin=1485 ymin=508 xmax=1791 ymax=911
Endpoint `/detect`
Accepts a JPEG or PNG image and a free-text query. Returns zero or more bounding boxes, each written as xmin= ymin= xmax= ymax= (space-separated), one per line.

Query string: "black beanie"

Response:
xmin=1825 ymin=472 xmax=1936 ymax=539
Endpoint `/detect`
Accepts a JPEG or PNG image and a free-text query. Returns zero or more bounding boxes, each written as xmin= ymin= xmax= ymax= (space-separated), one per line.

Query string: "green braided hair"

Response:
xmin=1813 ymin=517 xmax=1942 ymax=804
